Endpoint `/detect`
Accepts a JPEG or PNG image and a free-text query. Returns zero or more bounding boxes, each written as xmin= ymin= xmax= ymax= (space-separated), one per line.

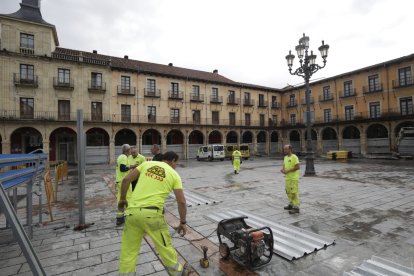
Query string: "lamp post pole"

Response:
xmin=285 ymin=34 xmax=329 ymax=176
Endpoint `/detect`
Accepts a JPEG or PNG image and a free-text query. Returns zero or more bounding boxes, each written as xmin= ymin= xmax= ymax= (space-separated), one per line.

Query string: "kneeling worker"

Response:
xmin=118 ymin=151 xmax=188 ymax=275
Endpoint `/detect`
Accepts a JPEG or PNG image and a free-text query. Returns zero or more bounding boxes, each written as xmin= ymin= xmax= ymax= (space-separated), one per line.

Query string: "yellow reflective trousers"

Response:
xmin=285 ymin=179 xmax=299 ymax=207
xmin=233 ymin=159 xmax=240 ymax=173
xmin=119 ymin=208 xmax=183 ymax=275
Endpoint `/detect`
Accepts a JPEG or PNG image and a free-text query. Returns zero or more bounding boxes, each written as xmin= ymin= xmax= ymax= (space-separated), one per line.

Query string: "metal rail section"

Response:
xmin=170 ymin=190 xmax=219 ymax=207
xmin=343 ymin=255 xmax=414 ymax=276
xmin=0 ymin=154 xmax=48 ymax=275
xmin=206 ymin=210 xmax=335 ymax=261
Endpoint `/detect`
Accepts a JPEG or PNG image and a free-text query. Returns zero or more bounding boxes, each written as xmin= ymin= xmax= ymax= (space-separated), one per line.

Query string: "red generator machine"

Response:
xmin=217 ymin=216 xmax=273 ymax=269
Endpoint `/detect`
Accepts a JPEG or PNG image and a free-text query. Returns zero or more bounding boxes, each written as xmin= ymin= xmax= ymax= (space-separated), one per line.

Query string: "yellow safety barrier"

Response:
xmin=50 ymin=160 xmax=69 ymax=202
xmin=43 ymin=171 xmax=54 ymax=221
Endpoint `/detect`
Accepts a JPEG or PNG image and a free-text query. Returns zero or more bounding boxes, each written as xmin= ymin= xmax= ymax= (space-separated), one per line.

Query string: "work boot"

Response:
xmin=289 ymin=207 xmax=300 ymax=214
xmin=182 ymin=262 xmax=194 ymax=276
xmin=234 ymin=170 xmax=237 ymax=174
xmin=116 ymin=215 xmax=125 ymax=226
xmin=284 ymin=204 xmax=293 ymax=210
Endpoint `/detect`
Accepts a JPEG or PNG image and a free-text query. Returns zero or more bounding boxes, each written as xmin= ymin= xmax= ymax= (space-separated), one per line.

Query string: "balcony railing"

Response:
xmin=2 ymin=107 xmax=411 ymax=126
xmin=243 ymin=99 xmax=255 ymax=106
xmin=13 ymin=73 xmax=38 ymax=88
xmin=170 ymin=117 xmax=180 ymax=124
xmin=301 ymin=97 xmax=315 ymax=105
xmin=271 ymin=102 xmax=281 ymax=109
xmin=319 ymin=95 xmax=334 ymax=102
xmin=190 ymin=94 xmax=204 ymax=102
xmin=20 ymin=47 xmax=34 ymax=55
xmin=363 ymin=83 xmax=383 ymax=94
xmin=392 ymin=78 xmax=414 ymax=89
xmin=210 ymin=96 xmax=223 ymax=104
xmin=339 ymin=89 xmax=356 ymax=98
xmin=88 ymin=81 xmax=106 ymax=92
xmin=286 ymin=100 xmax=298 ymax=108
xmin=53 ymin=77 xmax=74 ymax=90
xmin=144 ymin=88 xmax=161 ymax=98
xmin=117 ymin=86 xmax=136 ymax=95
xmin=258 ymin=100 xmax=268 ymax=108
xmin=168 ymin=90 xmax=183 ymax=100
xmin=227 ymin=97 xmax=240 ymax=105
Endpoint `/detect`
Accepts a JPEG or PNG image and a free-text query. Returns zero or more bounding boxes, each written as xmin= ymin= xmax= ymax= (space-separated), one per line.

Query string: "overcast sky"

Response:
xmin=1 ymin=0 xmax=413 ymax=88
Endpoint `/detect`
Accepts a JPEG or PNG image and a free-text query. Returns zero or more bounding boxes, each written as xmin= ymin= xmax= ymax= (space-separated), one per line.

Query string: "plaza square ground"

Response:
xmin=1 ymin=157 xmax=414 ymax=275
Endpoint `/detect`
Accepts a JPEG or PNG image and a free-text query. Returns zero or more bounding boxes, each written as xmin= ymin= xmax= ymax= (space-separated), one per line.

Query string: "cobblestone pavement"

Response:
xmin=0 ymin=157 xmax=413 ymax=275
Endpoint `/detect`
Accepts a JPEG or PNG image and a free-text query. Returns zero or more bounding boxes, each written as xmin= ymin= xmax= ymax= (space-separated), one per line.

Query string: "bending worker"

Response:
xmin=232 ymin=148 xmax=242 ymax=174
xmin=115 ymin=144 xmax=137 ymax=226
xmin=118 ymin=151 xmax=188 ymax=276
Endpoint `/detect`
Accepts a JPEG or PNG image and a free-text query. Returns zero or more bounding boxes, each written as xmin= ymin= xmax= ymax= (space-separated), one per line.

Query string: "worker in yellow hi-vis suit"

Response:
xmin=128 ymin=146 xmax=146 ymax=191
xmin=118 ymin=151 xmax=188 ymax=276
xmin=232 ymin=149 xmax=242 ymax=174
xmin=115 ymin=144 xmax=137 ymax=226
xmin=280 ymin=144 xmax=300 ymax=214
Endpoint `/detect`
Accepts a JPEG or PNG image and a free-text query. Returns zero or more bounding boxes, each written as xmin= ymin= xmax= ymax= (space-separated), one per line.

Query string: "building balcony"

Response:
xmin=13 ymin=73 xmax=38 ymax=88
xmin=363 ymin=83 xmax=383 ymax=94
xmin=286 ymin=100 xmax=298 ymax=108
xmin=258 ymin=100 xmax=268 ymax=108
xmin=20 ymin=47 xmax=34 ymax=55
xmin=243 ymin=99 xmax=255 ymax=107
xmin=88 ymin=81 xmax=106 ymax=93
xmin=144 ymin=88 xmax=161 ymax=98
xmin=339 ymin=89 xmax=356 ymax=98
xmin=227 ymin=97 xmax=240 ymax=105
xmin=271 ymin=102 xmax=281 ymax=109
xmin=301 ymin=97 xmax=315 ymax=105
xmin=190 ymin=94 xmax=204 ymax=102
xmin=392 ymin=78 xmax=414 ymax=89
xmin=117 ymin=86 xmax=136 ymax=96
xmin=168 ymin=90 xmax=183 ymax=100
xmin=53 ymin=77 xmax=74 ymax=90
xmin=210 ymin=96 xmax=223 ymax=104
xmin=319 ymin=95 xmax=334 ymax=102
xmin=170 ymin=117 xmax=180 ymax=124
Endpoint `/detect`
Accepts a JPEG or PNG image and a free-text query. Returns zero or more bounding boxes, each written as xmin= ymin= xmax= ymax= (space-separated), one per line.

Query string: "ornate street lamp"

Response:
xmin=285 ymin=33 xmax=329 ymax=176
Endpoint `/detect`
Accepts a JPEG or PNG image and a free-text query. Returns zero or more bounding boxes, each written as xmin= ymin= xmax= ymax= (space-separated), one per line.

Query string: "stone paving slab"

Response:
xmin=0 ymin=158 xmax=414 ymax=275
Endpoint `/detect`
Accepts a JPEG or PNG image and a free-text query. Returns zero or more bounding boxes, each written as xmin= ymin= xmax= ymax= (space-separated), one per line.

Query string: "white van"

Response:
xmin=196 ymin=144 xmax=225 ymax=161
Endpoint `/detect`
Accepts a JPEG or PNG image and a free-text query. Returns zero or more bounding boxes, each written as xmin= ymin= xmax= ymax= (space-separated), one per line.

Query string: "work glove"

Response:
xmin=174 ymin=223 xmax=187 ymax=237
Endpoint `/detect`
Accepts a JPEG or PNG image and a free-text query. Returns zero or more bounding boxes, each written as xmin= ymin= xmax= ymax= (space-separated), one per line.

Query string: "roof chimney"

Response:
xmin=92 ymin=50 xmax=97 ymax=54
xmin=124 ymin=55 xmax=129 ymax=59
xmin=168 ymin=63 xmax=173 ymax=66
xmin=22 ymin=0 xmax=40 ymax=8
xmin=213 ymin=69 xmax=218 ymax=74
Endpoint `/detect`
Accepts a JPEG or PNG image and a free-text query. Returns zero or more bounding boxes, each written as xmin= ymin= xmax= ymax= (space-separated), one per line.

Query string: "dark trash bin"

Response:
xmin=347 ymin=151 xmax=353 ymax=158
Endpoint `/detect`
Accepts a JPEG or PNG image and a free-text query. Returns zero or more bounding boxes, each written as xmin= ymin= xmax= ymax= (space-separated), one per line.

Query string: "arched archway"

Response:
xmin=208 ymin=130 xmax=222 ymax=144
xmin=115 ymin=129 xmax=137 ymax=159
xmin=322 ymin=127 xmax=338 ymax=152
xmin=10 ymin=127 xmax=43 ymax=153
xmin=86 ymin=128 xmax=110 ymax=164
xmin=167 ymin=129 xmax=184 ymax=159
xmin=49 ymin=127 xmax=77 ymax=163
xmin=257 ymin=131 xmax=267 ymax=155
xmin=242 ymin=131 xmax=253 ymax=143
xmin=142 ymin=129 xmax=162 ymax=156
xmin=394 ymin=121 xmax=414 ymax=137
xmin=188 ymin=130 xmax=204 ymax=159
xmin=366 ymin=124 xmax=389 ymax=154
xmin=270 ymin=131 xmax=279 ymax=154
xmin=304 ymin=129 xmax=318 ymax=153
xmin=226 ymin=131 xmax=238 ymax=144
xmin=289 ymin=130 xmax=301 ymax=153
xmin=342 ymin=126 xmax=360 ymax=154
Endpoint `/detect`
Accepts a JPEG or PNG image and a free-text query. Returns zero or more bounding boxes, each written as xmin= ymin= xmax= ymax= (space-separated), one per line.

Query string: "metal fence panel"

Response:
xmin=86 ymin=146 xmax=109 ymax=164
xmin=322 ymin=140 xmax=338 ymax=153
xmin=270 ymin=142 xmax=279 ymax=154
xmin=367 ymin=138 xmax=389 ymax=153
xmin=188 ymin=144 xmax=202 ymax=159
xmin=399 ymin=137 xmax=414 ymax=156
xmin=343 ymin=139 xmax=361 ymax=154
xmin=257 ymin=143 xmax=266 ymax=155
xmin=166 ymin=145 xmax=184 ymax=160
